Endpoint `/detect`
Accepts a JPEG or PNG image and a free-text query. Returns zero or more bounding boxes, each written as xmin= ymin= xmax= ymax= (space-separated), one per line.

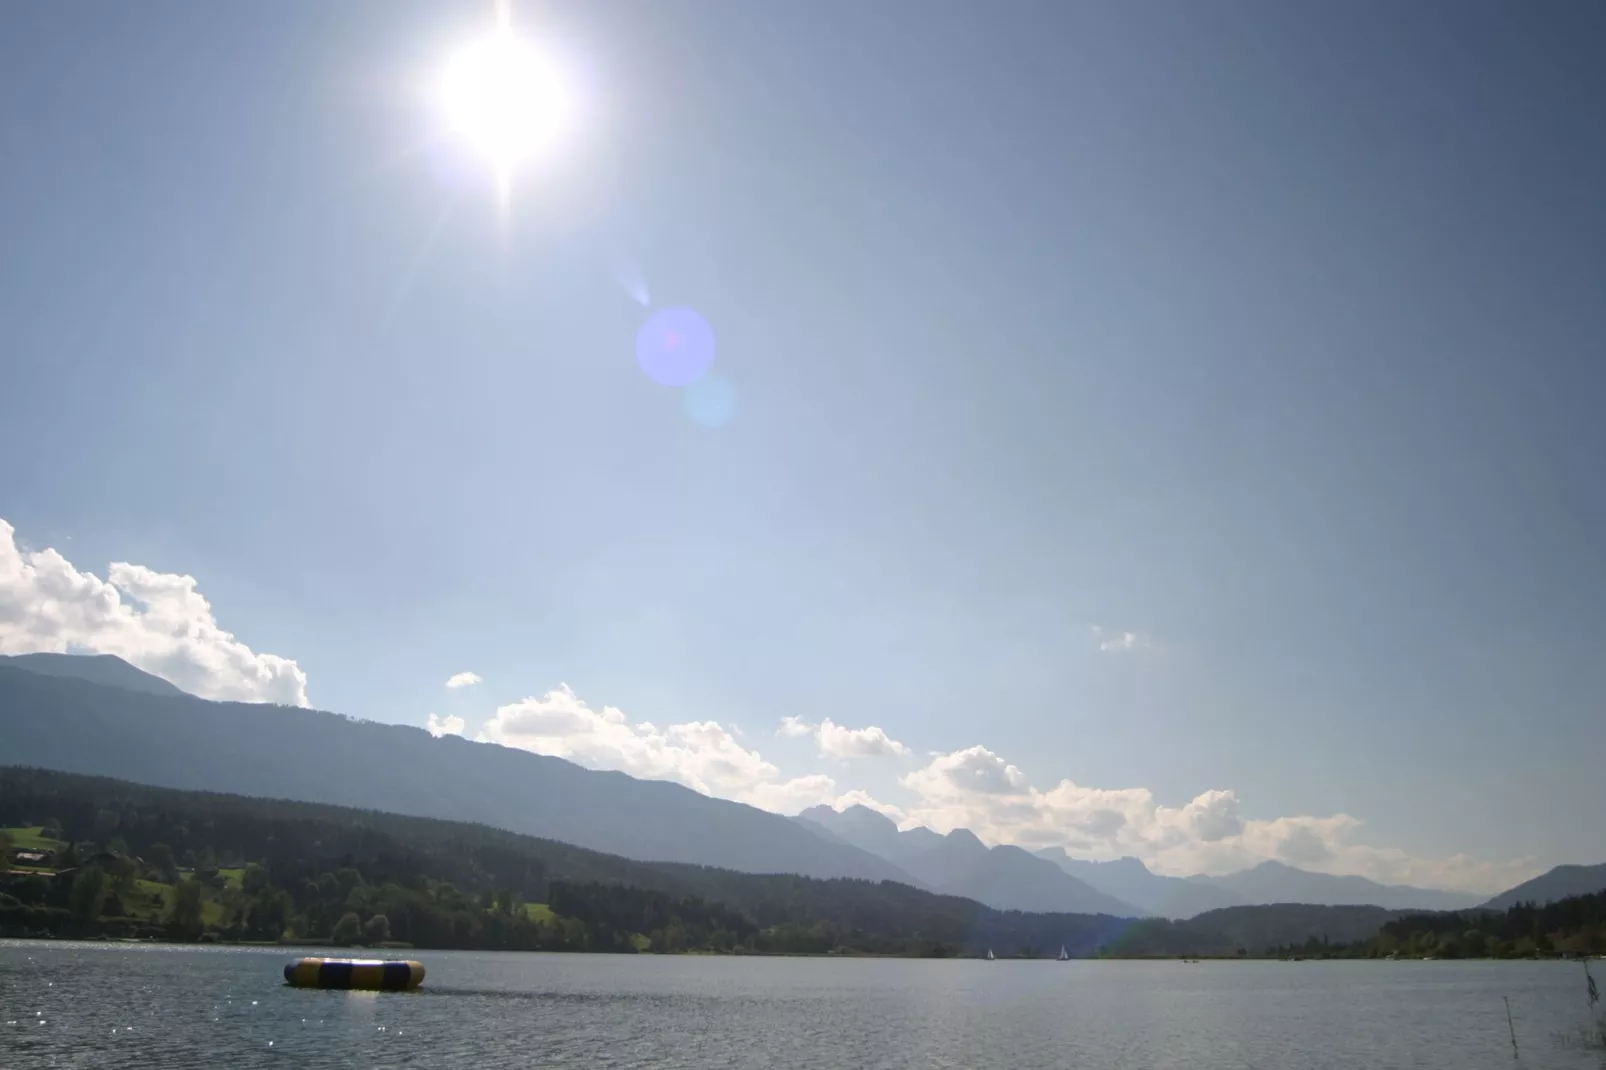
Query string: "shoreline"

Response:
xmin=3 ymin=934 xmax=1597 ymax=963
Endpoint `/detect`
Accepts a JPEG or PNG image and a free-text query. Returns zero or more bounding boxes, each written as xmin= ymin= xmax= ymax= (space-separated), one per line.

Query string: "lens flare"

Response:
xmin=611 ymin=256 xmax=652 ymax=307
xmin=636 ymin=307 xmax=715 ymax=387
xmin=683 ymin=375 xmax=738 ymax=428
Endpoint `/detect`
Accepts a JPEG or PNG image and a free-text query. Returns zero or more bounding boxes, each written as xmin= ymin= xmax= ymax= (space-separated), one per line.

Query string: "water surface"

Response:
xmin=3 ymin=941 xmax=1602 ymax=1068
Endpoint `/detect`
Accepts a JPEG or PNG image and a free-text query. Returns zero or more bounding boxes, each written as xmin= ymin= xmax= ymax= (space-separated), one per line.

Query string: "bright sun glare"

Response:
xmin=433 ymin=6 xmax=572 ymax=202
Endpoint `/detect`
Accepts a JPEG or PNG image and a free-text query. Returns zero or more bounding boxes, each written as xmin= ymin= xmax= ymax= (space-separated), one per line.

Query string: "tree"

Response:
xmin=168 ymin=879 xmax=205 ymax=941
xmin=364 ymin=913 xmax=392 ymax=944
xmin=331 ymin=912 xmax=363 ymax=945
xmin=147 ymin=843 xmax=178 ymax=881
xmin=0 ymin=829 xmax=13 ymax=863
xmin=7 ymin=875 xmax=50 ymax=906
xmin=247 ymin=889 xmax=292 ymax=941
xmin=242 ymin=862 xmax=270 ymax=895
xmin=69 ymin=866 xmax=109 ymax=921
xmin=107 ymin=855 xmax=139 ymax=898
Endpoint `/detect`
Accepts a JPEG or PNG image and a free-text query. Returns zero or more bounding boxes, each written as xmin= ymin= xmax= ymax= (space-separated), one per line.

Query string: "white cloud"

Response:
xmin=903 ymin=745 xmax=1030 ymax=797
xmin=480 ymin=685 xmax=838 ymax=813
xmin=743 ymin=774 xmax=840 ymax=813
xmin=463 ymin=672 xmax=1530 ymax=894
xmin=1181 ymin=788 xmax=1244 ymax=842
xmin=775 ymin=716 xmax=909 ymax=758
xmin=0 ymin=519 xmax=308 ymax=705
xmin=896 ymin=745 xmax=1536 ymax=894
xmin=1090 ymin=625 xmax=1144 ymax=652
xmin=816 ymin=718 xmax=909 ymax=758
xmin=827 ymin=789 xmax=911 ymax=826
xmin=426 ymin=713 xmax=466 ymax=737
xmin=444 ymin=671 xmax=482 ymax=689
xmin=777 ymin=715 xmax=813 ymax=739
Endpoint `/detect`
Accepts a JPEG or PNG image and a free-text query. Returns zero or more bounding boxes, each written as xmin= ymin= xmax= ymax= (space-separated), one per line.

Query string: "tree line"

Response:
xmin=4 ymin=767 xmax=1602 ymax=958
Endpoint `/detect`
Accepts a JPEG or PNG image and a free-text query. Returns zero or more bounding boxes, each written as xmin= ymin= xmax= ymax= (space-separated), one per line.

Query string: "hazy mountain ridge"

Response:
xmin=0 ymin=653 xmax=187 ymax=699
xmin=1035 ymin=848 xmax=1247 ymax=919
xmin=1481 ymin=863 xmax=1606 ymax=910
xmin=0 ymin=663 xmax=918 ymax=885
xmin=1187 ymin=860 xmax=1485 ymax=912
xmin=6 ymin=766 xmax=1437 ymax=958
xmin=2 ymin=654 xmax=1583 ymax=916
xmin=798 ymin=804 xmax=1141 ymax=916
xmin=801 ymin=805 xmax=1492 ymax=917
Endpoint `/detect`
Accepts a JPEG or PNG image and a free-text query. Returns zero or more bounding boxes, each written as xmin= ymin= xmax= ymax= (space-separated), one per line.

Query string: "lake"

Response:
xmin=3 ymin=940 xmax=1603 ymax=1068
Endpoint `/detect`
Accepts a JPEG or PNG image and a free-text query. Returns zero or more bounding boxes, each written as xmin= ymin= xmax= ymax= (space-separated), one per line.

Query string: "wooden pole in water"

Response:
xmin=1503 ymin=995 xmax=1518 ymax=1059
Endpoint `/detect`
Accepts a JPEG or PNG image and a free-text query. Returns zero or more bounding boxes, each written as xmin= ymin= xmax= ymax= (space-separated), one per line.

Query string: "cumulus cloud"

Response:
xmin=444 ymin=671 xmax=482 ymax=689
xmin=426 ymin=713 xmax=466 ymax=738
xmin=895 ymin=745 xmax=1534 ymax=894
xmin=776 ymin=716 xmax=909 ymax=758
xmin=459 ymin=672 xmax=1530 ymax=893
xmin=0 ymin=519 xmax=308 ymax=705
xmin=1091 ymin=625 xmax=1144 ymax=652
xmin=817 ymin=719 xmax=909 ymax=758
xmin=903 ymin=745 xmax=1030 ymax=797
xmin=1181 ymin=788 xmax=1244 ymax=842
xmin=480 ymin=685 xmax=838 ymax=812
xmin=777 ymin=715 xmax=813 ymax=739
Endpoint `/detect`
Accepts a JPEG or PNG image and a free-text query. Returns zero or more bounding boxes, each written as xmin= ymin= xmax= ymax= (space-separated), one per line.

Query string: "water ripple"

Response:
xmin=2 ymin=941 xmax=1601 ymax=1069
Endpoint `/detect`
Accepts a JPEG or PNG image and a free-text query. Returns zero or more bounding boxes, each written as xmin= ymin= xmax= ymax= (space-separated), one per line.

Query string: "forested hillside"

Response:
xmin=0 ymin=767 xmax=1135 ymax=956
xmin=1101 ymin=904 xmax=1402 ymax=957
xmin=6 ymin=768 xmax=1602 ymax=960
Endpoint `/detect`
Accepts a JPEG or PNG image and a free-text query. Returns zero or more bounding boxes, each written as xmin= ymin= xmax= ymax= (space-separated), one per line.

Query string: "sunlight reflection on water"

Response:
xmin=2 ymin=941 xmax=1602 ymax=1069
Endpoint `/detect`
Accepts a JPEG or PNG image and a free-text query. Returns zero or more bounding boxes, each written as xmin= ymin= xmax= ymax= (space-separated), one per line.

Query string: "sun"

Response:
xmin=432 ymin=7 xmax=573 ymax=201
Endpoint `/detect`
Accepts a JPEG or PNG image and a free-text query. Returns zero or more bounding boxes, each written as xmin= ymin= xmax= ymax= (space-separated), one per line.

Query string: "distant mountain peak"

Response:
xmin=841 ymin=803 xmax=899 ymax=827
xmin=1482 ymin=863 xmax=1606 ymax=910
xmin=1246 ymin=859 xmax=1294 ymax=874
xmin=0 ymin=652 xmax=188 ymax=698
xmin=944 ymin=827 xmax=986 ymax=849
xmin=1194 ymin=859 xmax=1484 ymax=911
xmin=1036 ymin=849 xmax=1152 ymax=877
xmin=1103 ymin=856 xmax=1154 ymax=876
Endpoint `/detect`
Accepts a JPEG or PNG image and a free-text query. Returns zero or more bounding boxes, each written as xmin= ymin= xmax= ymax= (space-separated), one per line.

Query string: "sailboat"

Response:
xmin=1058 ymin=946 xmax=1069 ymax=962
xmin=985 ymin=949 xmax=995 ymax=961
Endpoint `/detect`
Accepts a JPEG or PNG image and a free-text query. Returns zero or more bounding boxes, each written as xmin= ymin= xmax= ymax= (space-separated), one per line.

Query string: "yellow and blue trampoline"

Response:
xmin=283 ymin=957 xmax=426 ymax=991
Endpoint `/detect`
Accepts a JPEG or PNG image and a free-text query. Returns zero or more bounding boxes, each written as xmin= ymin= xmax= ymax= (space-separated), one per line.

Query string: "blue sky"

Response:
xmin=2 ymin=1 xmax=1603 ymax=891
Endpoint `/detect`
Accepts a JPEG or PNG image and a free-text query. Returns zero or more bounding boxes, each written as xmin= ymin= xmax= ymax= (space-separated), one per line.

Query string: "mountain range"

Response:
xmin=0 ymin=657 xmax=914 ymax=885
xmin=800 ymin=804 xmax=1486 ymax=917
xmin=1 ymin=652 xmax=1597 ymax=917
xmin=0 ymin=766 xmax=1451 ymax=959
xmin=1185 ymin=860 xmax=1485 ymax=912
xmin=796 ymin=804 xmax=1139 ymax=915
xmin=1481 ymin=863 xmax=1606 ymax=910
xmin=1034 ymin=848 xmax=1246 ymax=918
